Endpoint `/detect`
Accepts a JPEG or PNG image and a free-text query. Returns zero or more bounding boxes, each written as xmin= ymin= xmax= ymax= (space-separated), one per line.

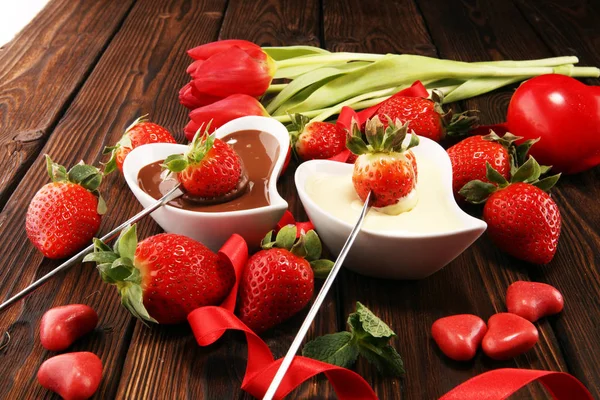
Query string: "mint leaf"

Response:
xmin=302 ymin=332 xmax=359 ymax=368
xmin=359 ymin=344 xmax=405 ymax=376
xmin=355 ymin=302 xmax=395 ymax=338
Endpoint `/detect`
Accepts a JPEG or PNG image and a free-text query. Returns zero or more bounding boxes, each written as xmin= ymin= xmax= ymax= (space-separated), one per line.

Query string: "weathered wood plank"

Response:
xmin=114 ymin=1 xmax=328 ymax=399
xmin=0 ymin=0 xmax=136 ymax=210
xmin=0 ymin=0 xmax=227 ymax=398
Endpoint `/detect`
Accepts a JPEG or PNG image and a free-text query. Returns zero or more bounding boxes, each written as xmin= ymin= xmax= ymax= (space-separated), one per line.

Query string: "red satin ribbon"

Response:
xmin=439 ymin=368 xmax=593 ymax=400
xmin=190 ymin=235 xmax=593 ymax=400
xmin=188 ymin=234 xmax=377 ymax=399
xmin=330 ymin=81 xmax=429 ymax=163
xmin=276 ymin=210 xmax=315 ymax=236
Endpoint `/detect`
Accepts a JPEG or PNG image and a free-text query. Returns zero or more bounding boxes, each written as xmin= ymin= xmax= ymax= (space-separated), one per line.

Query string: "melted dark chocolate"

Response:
xmin=137 ymin=130 xmax=279 ymax=212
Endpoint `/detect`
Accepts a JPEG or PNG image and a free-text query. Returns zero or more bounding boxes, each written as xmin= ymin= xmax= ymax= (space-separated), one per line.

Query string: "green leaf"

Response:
xmin=82 ymin=251 xmax=118 ymax=264
xmin=310 ymin=259 xmax=334 ymax=279
xmin=162 ymin=154 xmax=188 ymax=173
xmin=68 ymin=164 xmax=100 ymax=184
xmin=303 ymin=230 xmax=322 ymax=261
xmin=262 ymin=45 xmax=331 ymax=61
xmin=539 ymin=165 xmax=552 ymax=175
xmin=45 ymin=155 xmax=68 ymax=182
xmin=405 ymin=132 xmax=420 ymax=151
xmin=115 ymin=225 xmax=138 ymax=261
xmin=355 ymin=302 xmax=395 ymax=338
xmin=275 ymin=225 xmax=297 ymax=250
xmin=458 ymin=180 xmax=497 ymax=204
xmin=81 ymin=173 xmax=103 ymax=192
xmin=261 ymin=230 xmax=276 ymax=249
xmin=485 ymin=162 xmax=508 ymax=186
xmin=515 ymin=139 xmax=539 ymax=166
xmin=511 ymin=156 xmax=540 ymax=183
xmin=96 ymin=194 xmax=107 ymax=215
xmin=358 ymin=344 xmax=405 ymax=376
xmin=102 ymin=147 xmax=118 ymax=175
xmin=302 ymin=331 xmax=359 ymax=368
xmin=119 ymin=283 xmax=157 ymax=324
xmin=346 ymin=136 xmax=369 ymax=155
xmin=290 ymin=234 xmax=308 ymax=258
xmin=533 ymin=173 xmax=561 ymax=192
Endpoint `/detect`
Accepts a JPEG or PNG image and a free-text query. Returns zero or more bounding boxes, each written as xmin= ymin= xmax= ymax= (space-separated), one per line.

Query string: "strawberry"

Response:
xmin=347 ymin=116 xmax=419 ymax=210
xmin=26 ymin=156 xmax=106 ymax=259
xmin=238 ymin=225 xmax=333 ymax=333
xmin=375 ymin=91 xmax=477 ymax=142
xmin=289 ymin=114 xmax=347 ymax=161
xmin=83 ymin=224 xmax=235 ymax=324
xmin=103 ymin=115 xmax=176 ymax=174
xmin=460 ymin=157 xmax=561 ymax=264
xmin=38 ymin=352 xmax=102 ymax=400
xmin=162 ymin=128 xmax=243 ymax=198
xmin=447 ymin=132 xmax=534 ymax=200
xmin=40 ymin=304 xmax=98 ymax=351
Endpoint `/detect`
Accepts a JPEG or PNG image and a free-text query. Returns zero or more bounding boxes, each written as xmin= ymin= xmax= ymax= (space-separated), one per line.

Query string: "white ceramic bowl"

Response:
xmin=123 ymin=116 xmax=289 ymax=251
xmin=295 ymin=136 xmax=487 ymax=280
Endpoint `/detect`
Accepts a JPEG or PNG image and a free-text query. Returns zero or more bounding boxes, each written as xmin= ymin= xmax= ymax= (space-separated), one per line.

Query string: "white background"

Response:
xmin=0 ymin=1 xmax=50 ymax=47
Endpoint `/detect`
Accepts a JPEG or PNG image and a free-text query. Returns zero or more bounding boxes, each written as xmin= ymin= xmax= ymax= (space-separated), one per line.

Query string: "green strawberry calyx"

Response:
xmin=431 ymin=90 xmax=478 ymax=137
xmin=302 ymin=301 xmax=404 ymax=376
xmin=346 ymin=116 xmax=419 ymax=156
xmin=261 ymin=225 xmax=334 ymax=279
xmin=481 ymin=130 xmax=541 ymax=175
xmin=162 ymin=122 xmax=214 ymax=174
xmin=102 ymin=114 xmax=148 ymax=175
xmin=459 ymin=155 xmax=561 ymax=204
xmin=45 ymin=155 xmax=106 ymax=215
xmin=288 ymin=113 xmax=310 ymax=145
xmin=82 ymin=224 xmax=158 ymax=324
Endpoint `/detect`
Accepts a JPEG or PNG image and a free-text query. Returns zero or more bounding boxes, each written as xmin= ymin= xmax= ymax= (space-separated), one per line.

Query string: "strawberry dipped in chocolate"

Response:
xmin=162 ymin=125 xmax=248 ymax=205
xmin=347 ymin=116 xmax=420 ymax=214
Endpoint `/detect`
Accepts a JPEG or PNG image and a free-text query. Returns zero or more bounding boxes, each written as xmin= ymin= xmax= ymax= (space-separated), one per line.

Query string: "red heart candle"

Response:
xmin=506 ymin=281 xmax=564 ymax=322
xmin=432 ymin=314 xmax=487 ymax=361
xmin=482 ymin=313 xmax=539 ymax=360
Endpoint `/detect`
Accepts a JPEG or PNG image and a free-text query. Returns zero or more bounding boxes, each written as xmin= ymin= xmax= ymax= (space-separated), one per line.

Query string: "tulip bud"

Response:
xmin=190 ymin=46 xmax=276 ymax=101
xmin=187 ymin=39 xmax=264 ymax=61
xmin=184 ymin=94 xmax=269 ymax=141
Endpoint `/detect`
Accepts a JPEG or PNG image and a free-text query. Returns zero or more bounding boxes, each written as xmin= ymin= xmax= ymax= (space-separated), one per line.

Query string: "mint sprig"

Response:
xmin=302 ymin=302 xmax=404 ymax=376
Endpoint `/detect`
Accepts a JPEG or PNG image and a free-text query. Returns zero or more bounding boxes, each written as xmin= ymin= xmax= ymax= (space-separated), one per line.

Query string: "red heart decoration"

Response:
xmin=431 ymin=314 xmax=487 ymax=361
xmin=37 ymin=352 xmax=103 ymax=400
xmin=482 ymin=313 xmax=539 ymax=360
xmin=506 ymin=281 xmax=564 ymax=322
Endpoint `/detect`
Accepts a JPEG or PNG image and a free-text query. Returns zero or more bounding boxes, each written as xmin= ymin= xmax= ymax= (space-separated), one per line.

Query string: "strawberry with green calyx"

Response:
xmin=103 ymin=115 xmax=176 ymax=174
xmin=289 ymin=113 xmax=347 ymax=161
xmin=375 ymin=90 xmax=477 ymax=142
xmin=460 ymin=157 xmax=561 ymax=264
xmin=83 ymin=224 xmax=235 ymax=324
xmin=162 ymin=126 xmax=245 ymax=199
xmin=238 ymin=225 xmax=333 ymax=333
xmin=26 ymin=156 xmax=106 ymax=259
xmin=348 ymin=116 xmax=419 ymax=210
xmin=447 ymin=131 xmax=539 ymax=200
xmin=302 ymin=301 xmax=404 ymax=376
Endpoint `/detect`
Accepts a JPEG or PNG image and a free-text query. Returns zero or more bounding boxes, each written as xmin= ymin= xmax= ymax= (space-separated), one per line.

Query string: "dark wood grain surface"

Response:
xmin=0 ymin=0 xmax=599 ymax=399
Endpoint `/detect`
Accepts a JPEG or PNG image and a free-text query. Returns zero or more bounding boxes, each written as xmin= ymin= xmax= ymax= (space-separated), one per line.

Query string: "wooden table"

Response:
xmin=1 ymin=0 xmax=599 ymax=398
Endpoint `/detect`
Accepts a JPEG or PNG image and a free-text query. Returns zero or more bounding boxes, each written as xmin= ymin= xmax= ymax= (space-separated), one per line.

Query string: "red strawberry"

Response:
xmin=375 ymin=91 xmax=476 ymax=142
xmin=238 ymin=226 xmax=333 ymax=333
xmin=460 ymin=157 xmax=561 ymax=264
xmin=289 ymin=114 xmax=347 ymax=161
xmin=447 ymin=132 xmax=520 ymax=200
xmin=38 ymin=352 xmax=102 ymax=400
xmin=163 ymin=129 xmax=244 ymax=198
xmin=347 ymin=116 xmax=419 ymax=209
xmin=40 ymin=304 xmax=98 ymax=351
xmin=83 ymin=224 xmax=235 ymax=324
xmin=104 ymin=115 xmax=176 ymax=174
xmin=26 ymin=156 xmax=106 ymax=259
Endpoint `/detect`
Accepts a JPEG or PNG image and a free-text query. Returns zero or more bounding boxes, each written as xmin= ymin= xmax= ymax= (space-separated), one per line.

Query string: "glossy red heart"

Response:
xmin=482 ymin=313 xmax=539 ymax=360
xmin=38 ymin=352 xmax=103 ymax=400
xmin=506 ymin=281 xmax=564 ymax=322
xmin=431 ymin=314 xmax=487 ymax=361
xmin=40 ymin=304 xmax=98 ymax=351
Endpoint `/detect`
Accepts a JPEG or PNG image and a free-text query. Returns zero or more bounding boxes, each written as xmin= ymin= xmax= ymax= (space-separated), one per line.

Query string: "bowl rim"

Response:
xmin=294 ymin=139 xmax=487 ymax=239
xmin=123 ymin=116 xmax=289 ymax=218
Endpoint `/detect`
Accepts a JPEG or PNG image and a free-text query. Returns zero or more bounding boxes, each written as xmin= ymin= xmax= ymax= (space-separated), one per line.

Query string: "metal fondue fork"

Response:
xmin=262 ymin=192 xmax=372 ymax=400
xmin=0 ymin=184 xmax=183 ymax=313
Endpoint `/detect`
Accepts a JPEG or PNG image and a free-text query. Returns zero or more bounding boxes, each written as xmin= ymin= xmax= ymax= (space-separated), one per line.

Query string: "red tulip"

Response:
xmin=187 ymin=39 xmax=264 ymax=61
xmin=184 ymin=94 xmax=269 ymax=141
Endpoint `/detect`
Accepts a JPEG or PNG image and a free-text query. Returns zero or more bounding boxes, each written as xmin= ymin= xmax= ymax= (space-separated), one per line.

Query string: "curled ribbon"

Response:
xmin=189 ymin=234 xmax=593 ymax=400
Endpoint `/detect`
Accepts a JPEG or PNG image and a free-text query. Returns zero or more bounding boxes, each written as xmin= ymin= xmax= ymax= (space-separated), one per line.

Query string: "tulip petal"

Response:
xmin=187 ymin=39 xmax=264 ymax=61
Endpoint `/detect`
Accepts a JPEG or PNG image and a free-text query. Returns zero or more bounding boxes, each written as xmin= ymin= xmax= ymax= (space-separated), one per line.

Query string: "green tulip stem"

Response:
xmin=265 ymin=83 xmax=287 ymax=93
xmin=275 ymin=52 xmax=385 ymax=69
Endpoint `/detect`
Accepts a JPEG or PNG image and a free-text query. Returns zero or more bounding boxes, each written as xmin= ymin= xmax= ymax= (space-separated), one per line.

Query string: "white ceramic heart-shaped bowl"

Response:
xmin=123 ymin=116 xmax=289 ymax=251
xmin=295 ymin=136 xmax=487 ymax=280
